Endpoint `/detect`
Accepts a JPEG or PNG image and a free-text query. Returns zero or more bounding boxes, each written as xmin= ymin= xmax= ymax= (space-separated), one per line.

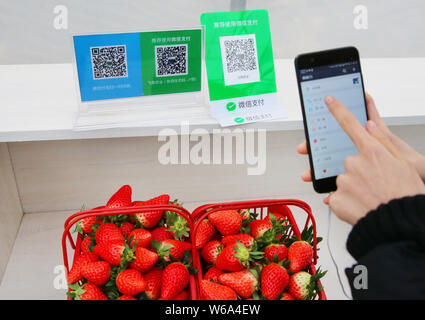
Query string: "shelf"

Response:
xmin=1 ymin=58 xmax=425 ymax=142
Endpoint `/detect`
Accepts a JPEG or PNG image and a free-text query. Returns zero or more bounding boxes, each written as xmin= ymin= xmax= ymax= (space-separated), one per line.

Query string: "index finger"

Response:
xmin=324 ymin=95 xmax=372 ymax=150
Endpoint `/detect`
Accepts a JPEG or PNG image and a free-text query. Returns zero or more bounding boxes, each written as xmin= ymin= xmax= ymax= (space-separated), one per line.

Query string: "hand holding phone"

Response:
xmin=311 ymin=95 xmax=425 ymax=225
xmin=295 ymin=47 xmax=368 ymax=193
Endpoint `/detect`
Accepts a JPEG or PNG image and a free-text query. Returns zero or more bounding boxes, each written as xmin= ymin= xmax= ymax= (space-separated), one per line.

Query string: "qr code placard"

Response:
xmin=155 ymin=44 xmax=188 ymax=77
xmin=90 ymin=45 xmax=128 ymax=80
xmin=219 ymin=34 xmax=260 ymax=86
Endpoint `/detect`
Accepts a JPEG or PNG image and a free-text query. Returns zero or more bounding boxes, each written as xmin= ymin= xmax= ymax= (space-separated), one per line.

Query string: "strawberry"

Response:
xmin=151 ymin=226 xmax=173 ymax=242
xmin=195 ymin=219 xmax=216 ymax=250
xmin=172 ymin=290 xmax=188 ymax=300
xmin=288 ymin=241 xmax=313 ymax=272
xmin=67 ymin=252 xmax=99 ymax=284
xmin=128 ymin=228 xmax=152 ymax=249
xmin=261 ymin=263 xmax=289 ymax=300
xmin=95 ymin=223 xmax=124 ymax=245
xmin=75 ymin=216 xmax=102 ymax=235
xmin=152 ymin=239 xmax=190 ymax=262
xmin=208 ymin=210 xmax=242 ymax=236
xmin=288 ymin=269 xmax=326 ymax=300
xmin=130 ymin=247 xmax=158 ymax=273
xmin=166 ymin=210 xmax=190 ymax=240
xmin=67 ymin=282 xmax=108 ymax=300
xmin=200 ymin=240 xmax=221 ymax=265
xmin=116 ymin=269 xmax=146 ymax=296
xmin=120 ymin=222 xmax=134 ymax=236
xmin=143 ymin=267 xmax=162 ymax=300
xmin=81 ymin=236 xmax=95 ymax=253
xmin=218 ymin=269 xmax=259 ymax=299
xmin=265 ymin=211 xmax=290 ymax=225
xmin=215 ymin=241 xmax=263 ymax=272
xmin=94 ymin=240 xmax=134 ymax=267
xmin=222 ymin=234 xmax=254 ymax=249
xmin=200 ymin=280 xmax=237 ymax=300
xmin=80 ymin=261 xmax=111 ymax=286
xmin=281 ymin=292 xmax=295 ymax=300
xmin=117 ymin=295 xmax=137 ymax=300
xmin=160 ymin=262 xmax=189 ymax=300
xmin=249 ymin=219 xmax=272 ymax=239
xmin=106 ymin=185 xmax=132 ymax=208
xmin=264 ymin=244 xmax=288 ymax=263
xmin=132 ymin=194 xmax=170 ymax=228
xmin=203 ymin=267 xmax=224 ymax=283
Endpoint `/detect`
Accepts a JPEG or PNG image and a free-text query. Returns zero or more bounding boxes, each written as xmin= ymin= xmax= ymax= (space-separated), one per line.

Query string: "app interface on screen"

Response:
xmin=299 ymin=61 xmax=367 ymax=180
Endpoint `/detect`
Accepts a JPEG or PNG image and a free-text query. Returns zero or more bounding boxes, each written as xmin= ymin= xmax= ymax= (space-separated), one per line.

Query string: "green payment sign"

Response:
xmin=201 ymin=10 xmax=287 ymax=126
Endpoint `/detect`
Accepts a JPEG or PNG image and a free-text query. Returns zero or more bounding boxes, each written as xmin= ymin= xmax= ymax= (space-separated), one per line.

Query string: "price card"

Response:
xmin=73 ymin=29 xmax=202 ymax=102
xmin=201 ymin=10 xmax=287 ymax=126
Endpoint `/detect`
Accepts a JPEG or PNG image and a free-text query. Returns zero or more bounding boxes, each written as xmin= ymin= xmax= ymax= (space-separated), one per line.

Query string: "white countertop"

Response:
xmin=1 ymin=58 xmax=425 ymax=142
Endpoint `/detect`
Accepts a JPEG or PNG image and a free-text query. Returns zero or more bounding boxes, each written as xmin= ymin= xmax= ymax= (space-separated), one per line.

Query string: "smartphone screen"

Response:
xmin=296 ymin=48 xmax=368 ymax=192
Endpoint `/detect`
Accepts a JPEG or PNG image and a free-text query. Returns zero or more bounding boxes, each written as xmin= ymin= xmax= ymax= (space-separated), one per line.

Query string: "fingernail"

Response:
xmin=324 ymin=96 xmax=333 ymax=104
xmin=367 ymin=120 xmax=377 ymax=130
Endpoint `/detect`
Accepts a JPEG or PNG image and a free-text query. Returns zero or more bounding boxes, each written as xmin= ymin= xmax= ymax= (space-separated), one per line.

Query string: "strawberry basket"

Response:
xmin=62 ymin=204 xmax=196 ymax=300
xmin=190 ymin=199 xmax=327 ymax=300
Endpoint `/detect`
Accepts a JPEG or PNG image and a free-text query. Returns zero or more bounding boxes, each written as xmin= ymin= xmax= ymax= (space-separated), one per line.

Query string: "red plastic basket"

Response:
xmin=190 ymin=199 xmax=327 ymax=300
xmin=62 ymin=204 xmax=196 ymax=300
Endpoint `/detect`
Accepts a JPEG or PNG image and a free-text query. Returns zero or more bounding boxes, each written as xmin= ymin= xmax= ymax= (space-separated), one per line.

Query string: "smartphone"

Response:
xmin=294 ymin=47 xmax=368 ymax=193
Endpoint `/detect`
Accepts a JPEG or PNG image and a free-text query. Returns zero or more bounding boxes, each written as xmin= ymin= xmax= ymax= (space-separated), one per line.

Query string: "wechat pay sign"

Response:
xmin=220 ymin=34 xmax=260 ymax=86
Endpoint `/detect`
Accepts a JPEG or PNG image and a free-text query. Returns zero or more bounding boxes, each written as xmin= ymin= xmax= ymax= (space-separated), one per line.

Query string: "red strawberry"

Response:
xmin=172 ymin=290 xmax=188 ymax=300
xmin=68 ymin=282 xmax=108 ymax=300
xmin=116 ymin=269 xmax=146 ymax=296
xmin=132 ymin=194 xmax=170 ymax=228
xmin=200 ymin=280 xmax=237 ymax=300
xmin=289 ymin=270 xmax=326 ymax=300
xmin=81 ymin=236 xmax=94 ymax=253
xmin=222 ymin=234 xmax=254 ymax=249
xmin=95 ymin=223 xmax=124 ymax=245
xmin=106 ymin=185 xmax=132 ymax=208
xmin=130 ymin=247 xmax=158 ymax=273
xmin=203 ymin=267 xmax=224 ymax=283
xmin=281 ymin=292 xmax=295 ymax=300
xmin=143 ymin=267 xmax=162 ymax=300
xmin=160 ymin=262 xmax=189 ymax=300
xmin=208 ymin=210 xmax=242 ymax=236
xmin=76 ymin=216 xmax=102 ymax=234
xmin=94 ymin=240 xmax=134 ymax=266
xmin=153 ymin=239 xmax=190 ymax=262
xmin=288 ymin=241 xmax=313 ymax=272
xmin=151 ymin=226 xmax=173 ymax=242
xmin=195 ymin=219 xmax=216 ymax=250
xmin=118 ymin=295 xmax=137 ymax=300
xmin=261 ymin=263 xmax=289 ymax=300
xmin=67 ymin=252 xmax=99 ymax=284
xmin=200 ymin=240 xmax=221 ymax=265
xmin=249 ymin=219 xmax=272 ymax=239
xmin=128 ymin=228 xmax=152 ymax=249
xmin=264 ymin=244 xmax=288 ymax=263
xmin=215 ymin=241 xmax=262 ymax=272
xmin=120 ymin=222 xmax=134 ymax=236
xmin=80 ymin=261 xmax=111 ymax=286
xmin=218 ymin=269 xmax=259 ymax=299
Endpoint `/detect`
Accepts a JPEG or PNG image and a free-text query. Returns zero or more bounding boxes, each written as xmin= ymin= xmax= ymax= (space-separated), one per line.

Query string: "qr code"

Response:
xmin=155 ymin=44 xmax=188 ymax=77
xmin=220 ymin=34 xmax=260 ymax=86
xmin=90 ymin=45 xmax=128 ymax=80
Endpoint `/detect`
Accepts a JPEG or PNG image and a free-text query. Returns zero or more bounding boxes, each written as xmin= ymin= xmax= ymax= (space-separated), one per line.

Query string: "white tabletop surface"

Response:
xmin=1 ymin=58 xmax=425 ymax=142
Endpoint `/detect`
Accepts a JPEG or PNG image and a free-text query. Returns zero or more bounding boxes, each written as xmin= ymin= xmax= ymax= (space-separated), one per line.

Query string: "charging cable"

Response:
xmin=326 ymin=202 xmax=353 ymax=300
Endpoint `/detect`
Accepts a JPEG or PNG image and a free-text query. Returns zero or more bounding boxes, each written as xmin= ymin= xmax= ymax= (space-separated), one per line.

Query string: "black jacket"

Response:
xmin=345 ymin=195 xmax=425 ymax=299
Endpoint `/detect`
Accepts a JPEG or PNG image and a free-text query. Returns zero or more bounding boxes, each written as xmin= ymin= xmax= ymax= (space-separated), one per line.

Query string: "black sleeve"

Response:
xmin=344 ymin=195 xmax=425 ymax=300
